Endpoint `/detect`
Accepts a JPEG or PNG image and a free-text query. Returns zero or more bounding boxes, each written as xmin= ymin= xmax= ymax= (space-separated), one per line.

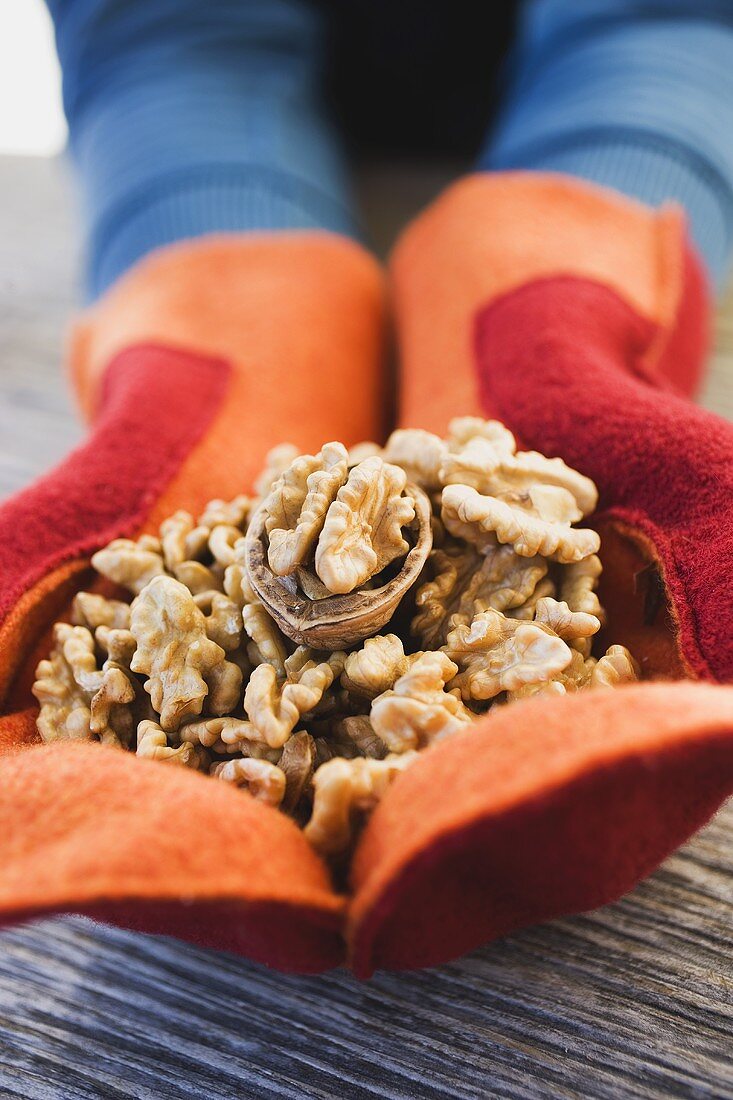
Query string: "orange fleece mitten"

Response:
xmin=0 ymin=233 xmax=386 ymax=972
xmin=344 ymin=173 xmax=733 ymax=975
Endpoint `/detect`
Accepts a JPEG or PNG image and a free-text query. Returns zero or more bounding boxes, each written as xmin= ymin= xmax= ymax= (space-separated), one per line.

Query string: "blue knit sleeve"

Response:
xmin=46 ymin=0 xmax=357 ymax=299
xmin=481 ymin=0 xmax=733 ymax=288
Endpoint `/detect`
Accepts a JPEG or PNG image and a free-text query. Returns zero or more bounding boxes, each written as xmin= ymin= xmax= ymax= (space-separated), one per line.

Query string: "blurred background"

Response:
xmin=0 ymin=0 xmax=66 ymax=157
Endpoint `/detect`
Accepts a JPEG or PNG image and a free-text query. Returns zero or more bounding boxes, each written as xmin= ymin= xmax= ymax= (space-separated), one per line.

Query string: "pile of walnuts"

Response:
xmin=33 ymin=418 xmax=638 ymax=859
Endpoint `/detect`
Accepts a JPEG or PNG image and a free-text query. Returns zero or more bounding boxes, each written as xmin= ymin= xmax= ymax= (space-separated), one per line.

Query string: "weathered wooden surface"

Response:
xmin=0 ymin=156 xmax=731 ymax=1100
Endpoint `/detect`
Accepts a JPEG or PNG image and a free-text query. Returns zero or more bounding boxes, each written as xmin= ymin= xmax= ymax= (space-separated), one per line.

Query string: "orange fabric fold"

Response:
xmin=348 ymin=682 xmax=733 ymax=976
xmin=390 ymin=171 xmax=685 ymax=433
xmin=0 ymin=740 xmax=345 ymax=971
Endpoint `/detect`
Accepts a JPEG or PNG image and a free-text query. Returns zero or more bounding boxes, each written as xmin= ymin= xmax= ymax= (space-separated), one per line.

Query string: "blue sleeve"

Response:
xmin=481 ymin=0 xmax=733 ymax=288
xmin=46 ymin=0 xmax=357 ymax=299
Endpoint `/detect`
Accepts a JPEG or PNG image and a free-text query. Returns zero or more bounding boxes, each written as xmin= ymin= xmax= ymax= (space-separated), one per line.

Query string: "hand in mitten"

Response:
xmin=0 ymin=234 xmax=386 ymax=972
xmin=346 ymin=174 xmax=733 ymax=975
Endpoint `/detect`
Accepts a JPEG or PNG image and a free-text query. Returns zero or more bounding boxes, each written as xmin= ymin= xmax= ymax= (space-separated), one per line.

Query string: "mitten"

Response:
xmin=346 ymin=173 xmax=733 ymax=975
xmin=0 ymin=234 xmax=386 ymax=973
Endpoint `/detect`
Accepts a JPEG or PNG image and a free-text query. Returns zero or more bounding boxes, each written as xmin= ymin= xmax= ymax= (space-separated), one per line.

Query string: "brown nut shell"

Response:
xmin=244 ymin=483 xmax=433 ymax=650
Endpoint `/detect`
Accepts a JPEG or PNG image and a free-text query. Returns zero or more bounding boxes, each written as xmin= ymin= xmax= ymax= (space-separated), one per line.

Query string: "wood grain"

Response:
xmin=0 ymin=156 xmax=731 ymax=1100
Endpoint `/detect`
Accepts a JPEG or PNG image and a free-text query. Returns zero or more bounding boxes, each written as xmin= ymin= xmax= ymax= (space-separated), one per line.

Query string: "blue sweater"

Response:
xmin=48 ymin=0 xmax=733 ymax=297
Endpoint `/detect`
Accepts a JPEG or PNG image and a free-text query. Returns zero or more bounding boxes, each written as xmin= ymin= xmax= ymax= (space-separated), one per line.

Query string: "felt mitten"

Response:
xmin=346 ymin=173 xmax=733 ymax=976
xmin=0 ymin=234 xmax=387 ymax=972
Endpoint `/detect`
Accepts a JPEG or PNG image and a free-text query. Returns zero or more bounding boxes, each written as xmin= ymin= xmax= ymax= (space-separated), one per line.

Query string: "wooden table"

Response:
xmin=0 ymin=156 xmax=731 ymax=1100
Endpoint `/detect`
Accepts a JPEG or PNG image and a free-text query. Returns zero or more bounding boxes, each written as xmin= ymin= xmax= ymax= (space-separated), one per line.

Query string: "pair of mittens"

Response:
xmin=1 ymin=176 xmax=732 ymax=976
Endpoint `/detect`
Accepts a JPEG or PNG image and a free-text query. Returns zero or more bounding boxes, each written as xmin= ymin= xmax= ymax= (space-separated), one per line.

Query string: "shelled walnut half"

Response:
xmin=245 ymin=446 xmax=433 ymax=650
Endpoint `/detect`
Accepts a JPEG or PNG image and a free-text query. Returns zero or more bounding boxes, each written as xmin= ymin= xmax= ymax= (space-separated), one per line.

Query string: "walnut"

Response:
xmin=464 ymin=544 xmax=548 ymax=616
xmin=54 ymin=623 xmax=103 ymax=696
xmin=264 ymin=442 xmax=349 ymax=577
xmin=194 ymin=590 xmax=242 ymax=651
xmin=177 ymin=716 xmax=277 ymax=758
xmin=562 ymin=648 xmax=598 ymax=690
xmin=129 ymin=576 xmax=241 ymax=731
xmin=313 ymin=736 xmax=339 ymax=768
xmin=533 ymin=596 xmax=600 ymax=646
xmin=207 ymin=660 xmax=245 ymax=715
xmin=44 ymin=624 xmax=136 ymax=747
xmin=278 ymin=730 xmax=316 ymax=813
xmin=382 ymin=428 xmax=448 ymax=490
xmin=254 ymin=443 xmax=300 ymax=498
xmin=411 ymin=546 xmax=481 ymax=649
xmin=160 ymin=510 xmax=209 ymax=570
xmin=198 ymin=494 xmax=252 ymax=530
xmin=304 ymin=753 xmax=418 ymax=856
xmin=556 ymin=554 xmax=604 ymax=656
xmin=506 ymin=648 xmax=594 ymax=701
xmin=560 ymin=554 xmax=605 ymax=622
xmin=137 ymin=719 xmax=200 ymax=765
xmin=492 ymin=450 xmax=598 ymax=515
xmin=94 ymin=625 xmax=152 ymax=735
xmin=177 ymin=716 xmax=232 ymax=748
xmin=223 ymin=561 xmax=248 ymax=606
xmin=293 ymin=567 xmax=333 ymax=601
xmin=505 ymin=576 xmax=556 ymax=621
xmin=442 ymin=483 xmax=600 ymax=563
xmin=347 ymin=441 xmax=383 ymax=465
xmin=91 ymin=536 xmax=166 ymax=595
xmin=33 ymin=625 xmax=99 ymax=744
xmin=591 ymin=645 xmax=639 ymax=688
xmin=370 ymin=651 xmax=473 ymax=753
xmin=341 ymin=634 xmax=414 ymax=700
xmin=443 ymin=609 xmax=573 ymax=701
xmin=36 ymin=418 xmax=641 ymax=860
xmin=509 ymin=645 xmax=639 ymax=700
xmin=244 ymin=648 xmax=346 ymax=749
xmin=95 ymin=626 xmax=136 ymax=666
xmin=439 ymin=437 xmax=506 ymax=492
xmin=208 ymin=524 xmax=243 ymax=566
xmin=332 ymin=715 xmax=386 ymax=759
xmin=89 ymin=666 xmax=136 ymax=745
xmin=507 ymin=679 xmax=570 ymax=702
xmin=241 ymin=600 xmax=289 ymax=677
xmin=412 ymin=542 xmax=547 ymax=649
xmin=211 ymin=757 xmax=287 ymax=807
xmin=315 ymin=457 xmax=416 ymax=594
xmin=446 ymin=416 xmax=517 ymax=455
xmin=245 ymin=478 xmax=432 ymax=650
xmin=173 ymin=560 xmax=223 ymax=595
xmin=72 ymin=592 xmax=130 ymax=631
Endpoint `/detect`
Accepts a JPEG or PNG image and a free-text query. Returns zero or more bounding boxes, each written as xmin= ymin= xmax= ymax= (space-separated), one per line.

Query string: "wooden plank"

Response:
xmin=0 ymin=155 xmax=730 ymax=1100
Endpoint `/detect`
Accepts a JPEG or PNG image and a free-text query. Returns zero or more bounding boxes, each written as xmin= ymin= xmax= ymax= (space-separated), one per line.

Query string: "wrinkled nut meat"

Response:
xmin=35 ymin=418 xmax=642 ymax=863
xmin=443 ymin=609 xmax=574 ymax=701
xmin=129 ymin=576 xmax=242 ymax=731
xmin=245 ymin=450 xmax=433 ymax=650
xmin=315 ymin=456 xmax=416 ymax=593
xmin=370 ymin=651 xmax=474 ymax=753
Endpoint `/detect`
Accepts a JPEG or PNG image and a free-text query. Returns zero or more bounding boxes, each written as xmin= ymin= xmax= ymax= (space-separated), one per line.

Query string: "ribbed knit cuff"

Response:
xmin=86 ymin=165 xmax=361 ymax=299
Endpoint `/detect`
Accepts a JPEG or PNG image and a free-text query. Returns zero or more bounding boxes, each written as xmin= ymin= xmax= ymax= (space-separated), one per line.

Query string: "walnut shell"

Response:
xmin=244 ymin=482 xmax=433 ymax=650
